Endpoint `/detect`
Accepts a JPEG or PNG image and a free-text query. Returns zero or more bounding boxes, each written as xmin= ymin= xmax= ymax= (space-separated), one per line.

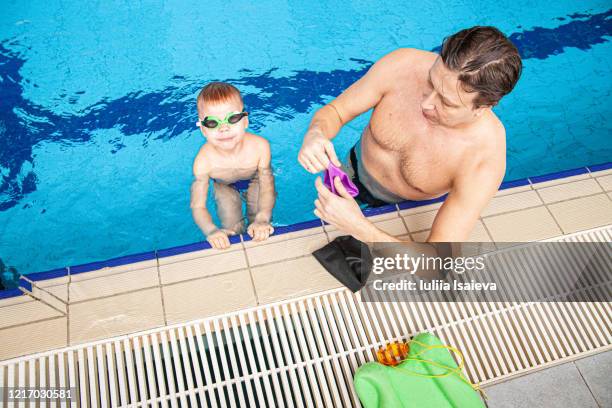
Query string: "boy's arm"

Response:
xmin=190 ymin=172 xmax=218 ymax=236
xmin=253 ymin=141 xmax=275 ymax=223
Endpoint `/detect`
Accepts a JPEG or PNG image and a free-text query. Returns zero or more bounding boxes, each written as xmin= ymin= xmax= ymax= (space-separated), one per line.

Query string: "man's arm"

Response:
xmin=427 ymin=163 xmax=502 ymax=242
xmin=299 ymin=49 xmax=415 ymax=173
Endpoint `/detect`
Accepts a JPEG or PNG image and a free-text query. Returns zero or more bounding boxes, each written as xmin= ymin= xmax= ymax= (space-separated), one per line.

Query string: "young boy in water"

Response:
xmin=191 ymin=82 xmax=276 ymax=249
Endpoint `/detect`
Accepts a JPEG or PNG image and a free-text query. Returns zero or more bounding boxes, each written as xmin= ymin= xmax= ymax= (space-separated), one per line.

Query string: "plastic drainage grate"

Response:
xmin=1 ymin=227 xmax=611 ymax=407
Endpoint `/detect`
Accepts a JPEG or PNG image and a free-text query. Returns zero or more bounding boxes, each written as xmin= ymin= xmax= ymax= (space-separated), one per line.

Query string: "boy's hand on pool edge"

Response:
xmin=206 ymin=229 xmax=232 ymax=250
xmin=247 ymin=221 xmax=274 ymax=241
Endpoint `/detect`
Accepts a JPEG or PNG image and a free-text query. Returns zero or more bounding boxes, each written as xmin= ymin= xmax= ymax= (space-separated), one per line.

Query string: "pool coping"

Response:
xmin=4 ymin=160 xmax=612 ymax=298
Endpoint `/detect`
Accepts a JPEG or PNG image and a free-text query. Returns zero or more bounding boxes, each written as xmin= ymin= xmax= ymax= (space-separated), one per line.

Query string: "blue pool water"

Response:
xmin=1 ymin=1 xmax=611 ymax=282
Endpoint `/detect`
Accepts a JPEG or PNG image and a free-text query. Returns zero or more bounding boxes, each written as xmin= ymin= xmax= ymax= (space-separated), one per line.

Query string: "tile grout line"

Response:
xmin=0 ymin=315 xmax=67 ymax=332
xmin=573 ymin=361 xmax=602 ymax=408
xmin=479 ymin=217 xmax=497 ymax=248
xmin=395 ymin=203 xmax=416 ymax=242
xmin=67 ymin=267 xmax=71 ymax=346
xmin=239 ymin=234 xmax=260 ymax=305
xmin=587 ymin=168 xmax=612 ymax=203
xmin=529 ymin=180 xmax=566 ymax=235
xmin=155 ymin=251 xmax=168 ymax=327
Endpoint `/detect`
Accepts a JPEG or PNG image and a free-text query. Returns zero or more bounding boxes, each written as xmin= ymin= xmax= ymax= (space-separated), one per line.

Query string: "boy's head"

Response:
xmin=196 ymin=82 xmax=249 ymax=149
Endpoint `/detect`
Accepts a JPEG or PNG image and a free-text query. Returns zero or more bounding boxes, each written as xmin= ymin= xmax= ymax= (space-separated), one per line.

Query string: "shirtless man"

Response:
xmin=299 ymin=26 xmax=522 ymax=242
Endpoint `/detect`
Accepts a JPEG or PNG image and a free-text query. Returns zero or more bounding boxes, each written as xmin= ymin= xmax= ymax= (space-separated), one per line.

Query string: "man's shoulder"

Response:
xmin=380 ymin=48 xmax=437 ymax=68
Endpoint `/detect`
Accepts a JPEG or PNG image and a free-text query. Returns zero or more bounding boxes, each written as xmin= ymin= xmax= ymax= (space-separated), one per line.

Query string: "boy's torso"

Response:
xmin=196 ymin=132 xmax=262 ymax=184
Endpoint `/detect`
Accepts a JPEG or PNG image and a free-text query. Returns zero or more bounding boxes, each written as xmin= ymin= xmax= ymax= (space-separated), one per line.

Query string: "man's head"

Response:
xmin=421 ymin=26 xmax=522 ymax=127
xmin=196 ymin=82 xmax=249 ymax=149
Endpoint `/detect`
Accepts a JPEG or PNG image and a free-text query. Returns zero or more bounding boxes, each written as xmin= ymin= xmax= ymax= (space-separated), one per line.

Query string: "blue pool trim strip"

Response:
xmin=499 ymin=178 xmax=530 ymax=190
xmin=26 ymin=267 xmax=69 ymax=282
xmin=528 ymin=167 xmax=589 ymax=184
xmin=588 ymin=162 xmax=612 ymax=173
xmin=362 ymin=203 xmax=399 ymax=217
xmin=8 ymin=160 xmax=612 ymax=289
xmin=71 ymin=251 xmax=157 ymax=275
xmin=0 ymin=288 xmax=23 ymax=299
xmin=398 ymin=194 xmax=447 ymax=210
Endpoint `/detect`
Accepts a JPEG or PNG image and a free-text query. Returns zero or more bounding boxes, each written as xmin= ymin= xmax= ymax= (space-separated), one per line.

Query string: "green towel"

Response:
xmin=354 ymin=333 xmax=485 ymax=408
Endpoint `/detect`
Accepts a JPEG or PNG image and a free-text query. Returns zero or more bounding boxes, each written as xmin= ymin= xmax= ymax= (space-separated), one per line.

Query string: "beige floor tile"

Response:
xmin=72 ymin=259 xmax=157 ymax=281
xmin=31 ymin=286 xmax=68 ymax=314
xmin=163 ymin=269 xmax=256 ymax=324
xmin=0 ymin=293 xmax=30 ymax=307
xmin=482 ymin=190 xmax=543 ymax=217
xmin=536 ymin=179 xmax=603 ymax=204
xmin=373 ymin=218 xmax=409 ymax=237
xmin=0 ymin=317 xmax=67 ymax=360
xmin=70 ymin=264 xmax=159 ymax=303
xmin=0 ymin=297 xmax=64 ymax=329
xmin=246 ymin=233 xmax=329 ymax=266
xmin=529 ymin=173 xmax=590 ymax=188
xmin=69 ymin=288 xmax=165 ymax=344
xmin=398 ymin=201 xmax=443 ymax=217
xmin=596 ymin=174 xmax=612 ymax=191
xmin=412 ymin=230 xmax=429 ymax=242
xmin=159 ymin=247 xmax=247 ymax=285
xmin=252 ymin=256 xmax=343 ymax=304
xmin=32 ymin=276 xmax=69 ymax=302
xmin=324 ymin=212 xmax=408 ymax=239
xmin=548 ymin=194 xmax=612 ymax=234
xmin=403 ymin=210 xmax=438 ymax=232
xmin=409 ymin=220 xmax=491 ymax=243
xmin=483 ymin=207 xmax=562 ymax=242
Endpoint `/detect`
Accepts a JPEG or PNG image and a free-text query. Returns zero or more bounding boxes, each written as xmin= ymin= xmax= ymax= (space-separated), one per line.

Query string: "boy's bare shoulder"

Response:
xmin=244 ymin=132 xmax=270 ymax=151
xmin=192 ymin=144 xmax=213 ymax=177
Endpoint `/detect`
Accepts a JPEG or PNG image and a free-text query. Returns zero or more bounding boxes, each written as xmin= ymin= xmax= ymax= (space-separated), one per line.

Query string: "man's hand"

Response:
xmin=314 ymin=176 xmax=372 ymax=239
xmin=247 ymin=221 xmax=275 ymax=241
xmin=206 ymin=229 xmax=235 ymax=250
xmin=298 ymin=128 xmax=341 ymax=173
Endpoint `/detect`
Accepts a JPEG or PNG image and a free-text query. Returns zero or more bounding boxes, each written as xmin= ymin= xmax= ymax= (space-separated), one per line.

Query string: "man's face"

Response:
xmin=198 ymin=98 xmax=248 ymax=150
xmin=421 ymin=58 xmax=488 ymax=127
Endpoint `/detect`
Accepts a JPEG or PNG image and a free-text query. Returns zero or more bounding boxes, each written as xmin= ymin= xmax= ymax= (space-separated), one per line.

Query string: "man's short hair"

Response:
xmin=197 ymin=82 xmax=243 ymax=116
xmin=440 ymin=26 xmax=522 ymax=108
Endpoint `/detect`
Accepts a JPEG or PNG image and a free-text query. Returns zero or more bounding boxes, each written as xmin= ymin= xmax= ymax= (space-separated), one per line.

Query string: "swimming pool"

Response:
xmin=1 ymin=1 xmax=611 ymax=282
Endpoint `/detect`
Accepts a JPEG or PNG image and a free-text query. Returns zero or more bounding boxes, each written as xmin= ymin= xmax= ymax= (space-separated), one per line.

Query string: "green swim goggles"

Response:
xmin=197 ymin=111 xmax=248 ymax=129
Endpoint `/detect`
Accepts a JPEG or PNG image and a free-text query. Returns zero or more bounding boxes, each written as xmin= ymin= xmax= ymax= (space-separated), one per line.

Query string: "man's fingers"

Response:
xmin=298 ymin=155 xmax=312 ymax=173
xmin=314 ymin=208 xmax=329 ymax=223
xmin=324 ymin=141 xmax=341 ymax=167
xmin=315 ymin=177 xmax=332 ymax=201
xmin=334 ymin=176 xmax=352 ymax=199
xmin=314 ymin=199 xmax=326 ymax=215
xmin=302 ymin=157 xmax=318 ymax=174
xmin=311 ymin=149 xmax=329 ymax=172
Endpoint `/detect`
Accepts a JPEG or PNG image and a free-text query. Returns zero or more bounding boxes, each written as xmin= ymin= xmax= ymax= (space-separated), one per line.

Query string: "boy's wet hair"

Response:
xmin=440 ymin=26 xmax=522 ymax=108
xmin=197 ymin=82 xmax=243 ymax=116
